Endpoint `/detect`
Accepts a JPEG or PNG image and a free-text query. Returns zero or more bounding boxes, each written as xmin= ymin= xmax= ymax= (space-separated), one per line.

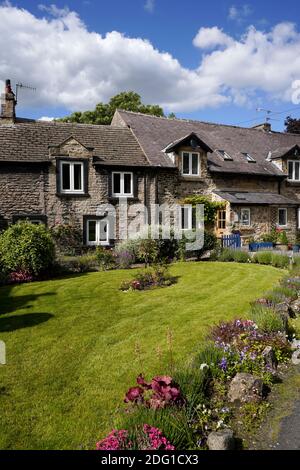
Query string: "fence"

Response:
xmin=221 ymin=234 xmax=241 ymax=250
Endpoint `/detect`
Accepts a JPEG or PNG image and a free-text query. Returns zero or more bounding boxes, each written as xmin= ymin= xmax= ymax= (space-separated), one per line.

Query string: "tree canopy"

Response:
xmin=59 ymin=91 xmax=165 ymax=125
xmin=285 ymin=116 xmax=300 ymax=134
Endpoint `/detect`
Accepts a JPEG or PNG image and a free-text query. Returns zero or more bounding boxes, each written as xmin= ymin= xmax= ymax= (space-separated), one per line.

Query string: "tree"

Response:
xmin=285 ymin=116 xmax=300 ymax=134
xmin=59 ymin=91 xmax=165 ymax=125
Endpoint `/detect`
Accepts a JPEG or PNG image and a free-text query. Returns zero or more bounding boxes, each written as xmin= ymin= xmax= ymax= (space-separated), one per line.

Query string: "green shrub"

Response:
xmin=120 ymin=265 xmax=174 ymax=291
xmin=179 ymin=231 xmax=217 ymax=260
xmin=261 ymin=229 xmax=278 ymax=244
xmin=0 ymin=221 xmax=55 ymax=276
xmin=271 ymin=253 xmax=290 ymax=269
xmin=96 ymin=247 xmax=116 ymax=271
xmin=232 ymin=250 xmax=250 ymax=263
xmin=194 ymin=343 xmax=224 ymax=378
xmin=137 ymin=238 xmax=159 ymax=266
xmin=252 ymin=251 xmax=273 ymax=265
xmin=63 ymin=254 xmax=97 ymax=273
xmin=51 ymin=223 xmax=82 ymax=255
xmin=264 ymin=286 xmax=297 ymax=304
xmin=249 ymin=305 xmax=286 ymax=333
xmin=218 ymin=248 xmax=236 ymax=262
xmin=277 ymin=230 xmax=289 ymax=245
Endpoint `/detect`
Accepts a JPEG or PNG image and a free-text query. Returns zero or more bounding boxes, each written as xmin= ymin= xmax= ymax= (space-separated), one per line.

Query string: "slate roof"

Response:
xmin=214 ymin=191 xmax=299 ymax=206
xmin=115 ymin=110 xmax=300 ymax=176
xmin=0 ymin=121 xmax=148 ymax=166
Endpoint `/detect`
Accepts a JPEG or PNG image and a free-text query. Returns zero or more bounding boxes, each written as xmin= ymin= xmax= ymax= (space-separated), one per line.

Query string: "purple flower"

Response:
xmin=219 ymin=357 xmax=228 ymax=371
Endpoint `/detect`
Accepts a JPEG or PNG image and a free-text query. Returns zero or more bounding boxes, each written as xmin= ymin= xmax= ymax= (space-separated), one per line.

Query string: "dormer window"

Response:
xmin=182 ymin=152 xmax=200 ymax=176
xmin=242 ymin=152 xmax=256 ymax=163
xmin=288 ymin=161 xmax=300 ymax=181
xmin=60 ymin=161 xmax=84 ymax=194
xmin=218 ymin=150 xmax=233 ymax=161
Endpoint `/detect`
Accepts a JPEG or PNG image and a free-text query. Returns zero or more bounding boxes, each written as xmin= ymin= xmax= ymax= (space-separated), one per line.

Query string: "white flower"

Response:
xmin=200 ymin=363 xmax=209 ymax=370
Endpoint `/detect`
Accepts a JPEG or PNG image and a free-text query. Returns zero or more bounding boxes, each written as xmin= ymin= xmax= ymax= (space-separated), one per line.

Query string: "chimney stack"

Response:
xmin=0 ymin=79 xmax=16 ymax=124
xmin=252 ymin=122 xmax=272 ymax=132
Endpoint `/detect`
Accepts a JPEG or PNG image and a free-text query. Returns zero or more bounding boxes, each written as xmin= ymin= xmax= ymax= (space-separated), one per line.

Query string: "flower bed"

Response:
xmin=96 ymin=267 xmax=300 ymax=451
xmin=120 ymin=265 xmax=175 ymax=291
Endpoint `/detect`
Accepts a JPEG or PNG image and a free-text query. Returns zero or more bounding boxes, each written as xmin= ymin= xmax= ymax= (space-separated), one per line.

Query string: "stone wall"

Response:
xmin=0 ymin=164 xmax=47 ymax=224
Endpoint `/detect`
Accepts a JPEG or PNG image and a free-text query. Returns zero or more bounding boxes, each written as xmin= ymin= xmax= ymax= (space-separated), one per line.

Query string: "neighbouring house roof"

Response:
xmin=269 ymin=144 xmax=300 ymax=160
xmin=114 ymin=110 xmax=300 ymax=176
xmin=214 ymin=191 xmax=300 ymax=206
xmin=0 ymin=121 xmax=148 ymax=166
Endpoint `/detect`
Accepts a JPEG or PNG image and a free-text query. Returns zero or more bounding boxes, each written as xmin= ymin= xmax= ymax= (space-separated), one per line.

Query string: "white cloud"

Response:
xmin=193 ymin=27 xmax=234 ymax=49
xmin=38 ymin=116 xmax=55 ymax=121
xmin=144 ymin=0 xmax=155 ymax=13
xmin=0 ymin=4 xmax=300 ymax=114
xmin=228 ymin=4 xmax=252 ymax=23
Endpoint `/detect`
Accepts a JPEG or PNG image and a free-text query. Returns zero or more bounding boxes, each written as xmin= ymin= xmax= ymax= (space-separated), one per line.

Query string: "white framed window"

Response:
xmin=181 ymin=207 xmax=199 ymax=231
xmin=288 ymin=161 xmax=300 ymax=181
xmin=112 ymin=172 xmax=133 ymax=197
xmin=181 ymin=152 xmax=200 ymax=176
xmin=218 ymin=150 xmax=233 ymax=161
xmin=278 ymin=208 xmax=288 ymax=227
xmin=86 ymin=219 xmax=109 ymax=246
xmin=241 ymin=208 xmax=251 ymax=226
xmin=60 ymin=161 xmax=84 ymax=193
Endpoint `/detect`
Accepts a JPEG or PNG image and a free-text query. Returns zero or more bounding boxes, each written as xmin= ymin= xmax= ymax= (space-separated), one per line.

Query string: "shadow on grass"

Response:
xmin=0 ymin=286 xmax=56 ymax=316
xmin=0 ymin=313 xmax=53 ymax=332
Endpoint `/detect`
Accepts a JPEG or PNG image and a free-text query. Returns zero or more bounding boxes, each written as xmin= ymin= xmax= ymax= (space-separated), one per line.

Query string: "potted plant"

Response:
xmin=276 ymin=230 xmax=289 ymax=251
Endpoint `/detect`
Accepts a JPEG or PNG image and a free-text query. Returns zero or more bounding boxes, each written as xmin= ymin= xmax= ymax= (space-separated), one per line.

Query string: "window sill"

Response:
xmin=108 ymin=197 xmax=139 ymax=203
xmin=179 ymin=175 xmax=204 ymax=182
xmin=56 ymin=192 xmax=90 ymax=198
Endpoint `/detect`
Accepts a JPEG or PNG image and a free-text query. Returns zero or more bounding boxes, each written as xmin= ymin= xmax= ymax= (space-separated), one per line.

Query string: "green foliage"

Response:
xmin=178 ymin=230 xmax=217 ymax=260
xmin=218 ymin=248 xmax=249 ymax=263
xmin=252 ymin=251 xmax=273 ymax=265
xmin=277 ymin=230 xmax=289 ymax=245
xmin=96 ymin=247 xmax=116 ymax=271
xmin=0 ymin=221 xmax=55 ymax=276
xmin=260 ymin=229 xmax=278 ymax=244
xmin=59 ymin=91 xmax=164 ymax=125
xmin=120 ymin=264 xmax=174 ymax=291
xmin=239 ymin=402 xmax=271 ymax=432
xmin=137 ymin=238 xmax=159 ymax=266
xmin=63 ymin=254 xmax=98 ymax=273
xmin=285 ymin=116 xmax=300 ymax=134
xmin=51 ymin=223 xmax=82 ymax=255
xmin=182 ymin=196 xmax=225 ymax=226
xmin=249 ymin=305 xmax=286 ymax=333
xmin=271 ymin=253 xmax=290 ymax=269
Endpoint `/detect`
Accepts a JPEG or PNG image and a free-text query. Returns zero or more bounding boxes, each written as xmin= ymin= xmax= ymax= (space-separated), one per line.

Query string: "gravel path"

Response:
xmin=275 ymin=400 xmax=300 ymax=450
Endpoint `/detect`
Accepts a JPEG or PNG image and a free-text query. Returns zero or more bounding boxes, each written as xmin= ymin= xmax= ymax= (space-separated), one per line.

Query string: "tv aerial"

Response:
xmin=256 ymin=108 xmax=280 ymax=123
xmin=15 ymin=82 xmax=36 ymax=104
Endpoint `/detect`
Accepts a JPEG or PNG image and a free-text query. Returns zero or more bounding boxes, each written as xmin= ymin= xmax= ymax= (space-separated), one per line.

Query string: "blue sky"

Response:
xmin=1 ymin=0 xmax=300 ymax=130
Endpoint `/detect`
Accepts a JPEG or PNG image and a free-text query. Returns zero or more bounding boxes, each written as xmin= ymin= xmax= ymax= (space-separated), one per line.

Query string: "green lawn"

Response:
xmin=0 ymin=262 xmax=284 ymax=450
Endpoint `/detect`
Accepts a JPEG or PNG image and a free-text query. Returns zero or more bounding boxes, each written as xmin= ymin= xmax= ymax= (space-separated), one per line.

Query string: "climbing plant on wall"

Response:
xmin=181 ymin=195 xmax=226 ymax=226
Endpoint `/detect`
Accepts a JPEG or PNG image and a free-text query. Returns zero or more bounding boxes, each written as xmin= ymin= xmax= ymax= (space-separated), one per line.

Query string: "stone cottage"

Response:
xmin=1 ymin=79 xmax=300 ymax=245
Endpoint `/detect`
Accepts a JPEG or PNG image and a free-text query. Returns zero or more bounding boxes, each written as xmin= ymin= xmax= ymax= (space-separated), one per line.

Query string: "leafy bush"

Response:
xmin=63 ymin=254 xmax=97 ymax=273
xmin=218 ymin=248 xmax=236 ymax=262
xmin=115 ymin=249 xmax=136 ymax=269
xmin=95 ymin=246 xmax=116 ymax=271
xmin=178 ymin=230 xmax=217 ymax=260
xmin=277 ymin=230 xmax=289 ymax=245
xmin=271 ymin=253 xmax=290 ymax=269
xmin=261 ymin=229 xmax=278 ymax=244
xmin=137 ymin=238 xmax=159 ymax=266
xmin=249 ymin=305 xmax=286 ymax=333
xmin=51 ymin=223 xmax=82 ymax=255
xmin=0 ymin=221 xmax=55 ymax=276
xmin=120 ymin=265 xmax=174 ymax=291
xmin=252 ymin=251 xmax=273 ymax=265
